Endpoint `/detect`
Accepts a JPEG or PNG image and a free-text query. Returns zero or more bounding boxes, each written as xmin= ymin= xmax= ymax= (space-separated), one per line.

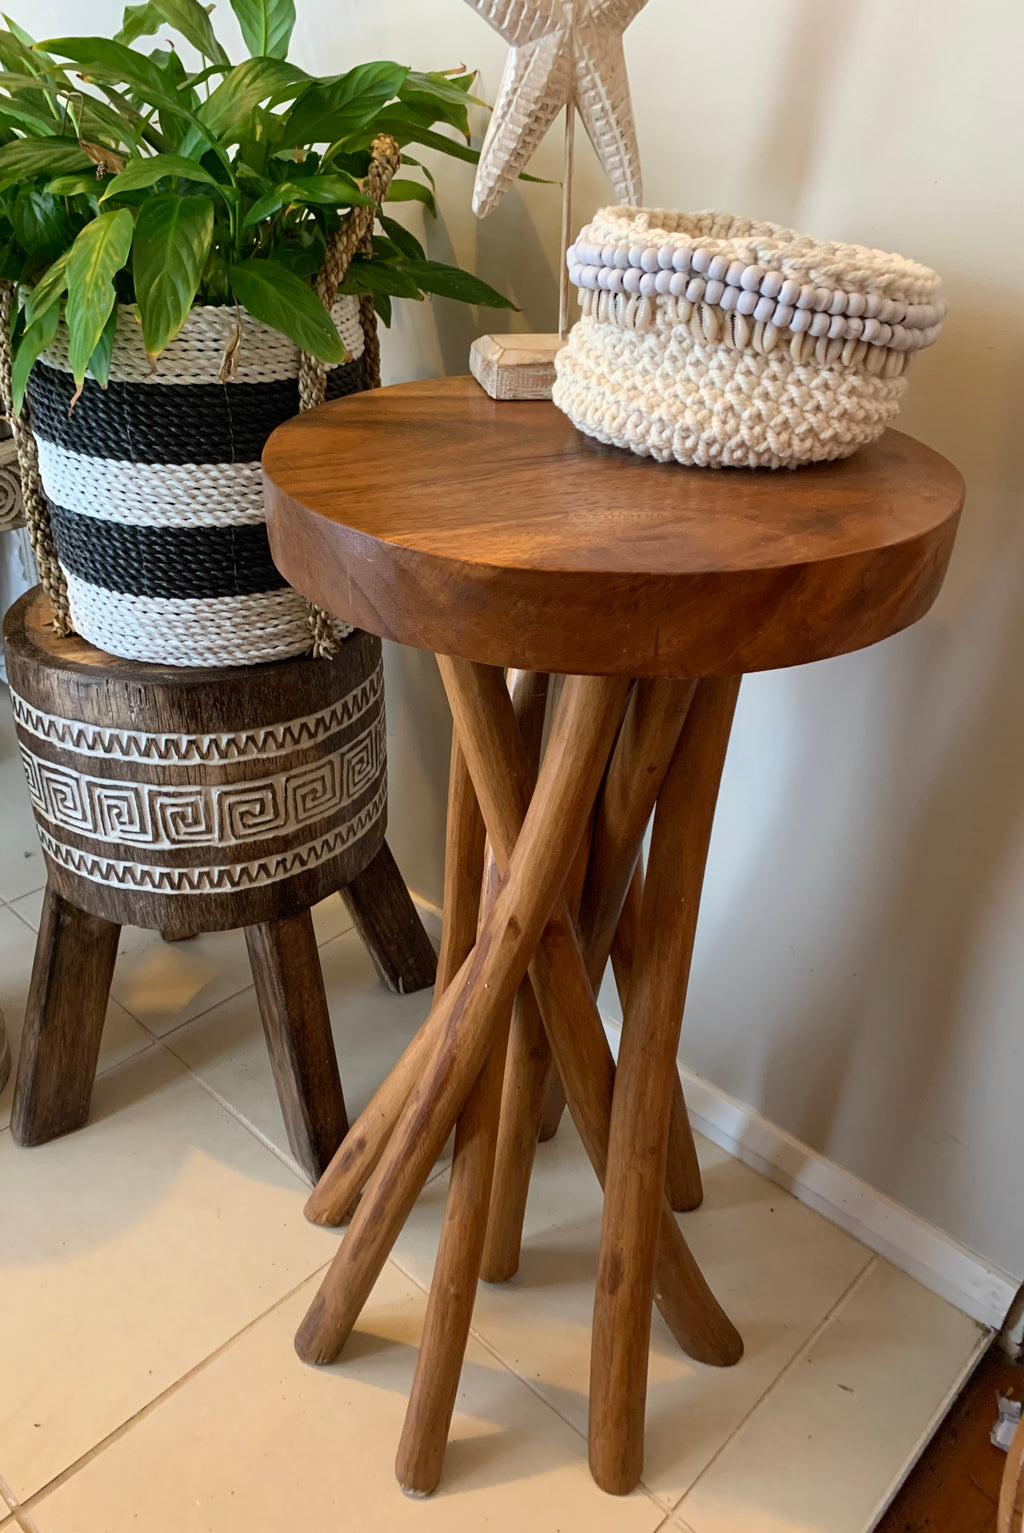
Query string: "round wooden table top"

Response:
xmin=262 ymin=375 xmax=964 ymax=678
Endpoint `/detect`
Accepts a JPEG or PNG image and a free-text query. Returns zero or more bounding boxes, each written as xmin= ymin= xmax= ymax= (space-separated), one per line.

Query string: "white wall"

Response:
xmin=27 ymin=0 xmax=1024 ymax=1276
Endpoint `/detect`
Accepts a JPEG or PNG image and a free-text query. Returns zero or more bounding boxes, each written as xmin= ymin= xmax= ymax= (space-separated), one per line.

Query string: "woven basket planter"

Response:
xmin=554 ymin=207 xmax=945 ymax=469
xmin=24 ymin=297 xmax=369 ymax=667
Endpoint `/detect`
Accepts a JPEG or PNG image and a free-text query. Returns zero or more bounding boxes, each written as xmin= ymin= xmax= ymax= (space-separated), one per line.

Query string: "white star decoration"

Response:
xmin=464 ymin=0 xmax=649 ymax=217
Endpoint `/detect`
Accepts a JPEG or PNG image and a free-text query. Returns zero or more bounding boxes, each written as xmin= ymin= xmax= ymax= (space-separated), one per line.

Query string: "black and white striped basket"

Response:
xmin=26 ymin=298 xmax=367 ymax=668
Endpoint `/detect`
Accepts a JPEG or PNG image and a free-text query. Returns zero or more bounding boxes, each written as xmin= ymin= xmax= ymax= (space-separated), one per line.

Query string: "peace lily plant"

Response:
xmin=0 ymin=0 xmax=514 ymax=410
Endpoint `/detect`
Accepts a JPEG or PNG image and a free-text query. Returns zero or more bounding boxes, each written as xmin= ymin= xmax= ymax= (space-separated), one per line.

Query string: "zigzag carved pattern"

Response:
xmin=37 ymin=780 xmax=386 ymax=893
xmin=10 ymin=667 xmax=382 ymax=764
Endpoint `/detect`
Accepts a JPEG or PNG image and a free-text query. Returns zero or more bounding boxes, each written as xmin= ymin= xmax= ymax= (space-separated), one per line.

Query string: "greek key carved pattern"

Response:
xmin=9 ymin=665 xmax=382 ymax=763
xmin=21 ymin=715 xmax=385 ymax=851
xmin=34 ymin=780 xmax=387 ymax=893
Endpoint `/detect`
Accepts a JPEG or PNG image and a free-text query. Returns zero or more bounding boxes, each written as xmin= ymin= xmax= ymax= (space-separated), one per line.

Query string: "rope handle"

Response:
xmin=300 ymin=134 xmax=401 ymax=658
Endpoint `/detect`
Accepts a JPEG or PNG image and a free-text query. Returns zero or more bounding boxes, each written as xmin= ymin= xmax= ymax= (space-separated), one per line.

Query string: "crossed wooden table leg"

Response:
xmin=295 ymin=661 xmax=744 ymax=1497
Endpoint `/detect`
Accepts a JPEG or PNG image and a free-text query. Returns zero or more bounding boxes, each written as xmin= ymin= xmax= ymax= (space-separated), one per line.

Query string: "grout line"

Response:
xmin=12 ymin=1261 xmax=333 ymax=1520
xmin=668 ymin=1254 xmax=880 ymax=1517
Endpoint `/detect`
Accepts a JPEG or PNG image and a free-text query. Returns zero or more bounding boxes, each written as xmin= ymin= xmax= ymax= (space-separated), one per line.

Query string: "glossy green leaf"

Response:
xmin=337 ymin=256 xmax=423 ymax=303
xmin=228 ymin=257 xmax=345 ymax=361
xmin=279 ymin=60 xmax=407 ymax=148
xmin=87 ymin=298 xmax=120 ymax=386
xmin=378 ymin=212 xmax=424 ymax=261
xmin=371 ymin=112 xmax=481 ymax=165
xmin=100 ymin=151 xmax=220 ymax=200
xmin=197 ymin=57 xmax=308 ymax=139
xmin=44 ymin=171 xmax=104 ymax=198
xmin=263 ymin=238 xmax=323 ymax=277
xmin=152 ymin=0 xmax=229 ymax=63
xmin=11 ymin=185 xmax=69 ymax=261
xmin=115 ymin=2 xmax=164 ymax=44
xmin=38 ymin=36 xmax=168 ymax=100
xmin=0 ymin=135 xmax=90 ymax=190
xmin=132 ymin=191 xmax=212 ymax=357
xmin=399 ymin=70 xmax=482 ymax=136
xmin=23 ymin=250 xmax=67 ymax=324
xmin=10 ymin=299 xmax=57 ymax=412
xmin=384 ymin=178 xmax=436 ymax=214
xmin=64 ymin=206 xmax=134 ymax=385
xmin=395 ymin=259 xmax=514 ymax=309
xmin=229 ymin=0 xmax=295 ymax=61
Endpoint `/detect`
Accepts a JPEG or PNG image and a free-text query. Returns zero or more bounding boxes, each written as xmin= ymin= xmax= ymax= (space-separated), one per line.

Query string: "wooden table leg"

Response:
xmin=590 ymin=676 xmax=741 ymax=1495
xmin=444 ymin=661 xmax=741 ymax=1367
xmin=483 ymin=676 xmax=703 ymax=1280
xmin=341 ymin=840 xmax=438 ymax=996
xmin=303 ymin=733 xmax=486 ymax=1228
xmin=12 ymin=885 xmax=120 ymax=1146
xmin=245 ymin=908 xmax=348 ymax=1184
xmin=294 ymin=671 xmax=629 ymax=1368
xmin=396 ymin=669 xmax=548 ymax=1495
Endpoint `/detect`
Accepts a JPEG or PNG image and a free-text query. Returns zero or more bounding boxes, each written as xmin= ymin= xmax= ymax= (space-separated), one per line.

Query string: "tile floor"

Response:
xmin=0 ymin=686 xmax=988 ymax=1532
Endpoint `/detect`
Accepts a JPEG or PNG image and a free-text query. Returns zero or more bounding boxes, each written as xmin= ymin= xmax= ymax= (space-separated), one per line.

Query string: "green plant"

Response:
xmin=0 ymin=0 xmax=515 ymax=409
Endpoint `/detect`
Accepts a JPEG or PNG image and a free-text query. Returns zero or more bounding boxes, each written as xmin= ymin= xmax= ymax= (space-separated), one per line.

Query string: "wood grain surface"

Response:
xmin=263 ymin=376 xmax=964 ymax=678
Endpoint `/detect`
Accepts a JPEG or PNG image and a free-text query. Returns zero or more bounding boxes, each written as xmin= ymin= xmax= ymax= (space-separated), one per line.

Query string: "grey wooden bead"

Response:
xmin=772 ymin=302 xmax=795 ymax=328
xmin=845 ymin=315 xmax=864 ymax=337
xmin=740 ymin=264 xmax=765 ymax=291
xmin=628 ymin=244 xmax=646 ymax=267
xmin=655 ymin=269 xmax=674 ymax=293
xmin=685 ymin=275 xmax=706 ymax=302
xmin=864 ymin=293 xmax=882 ymax=318
xmin=720 ymin=284 xmax=739 ymax=310
xmin=754 ymin=294 xmax=776 ymax=323
xmin=778 ymin=278 xmax=801 ymax=307
xmin=760 ymin=270 xmax=784 ymax=299
xmin=809 ymin=310 xmax=831 ymax=336
xmin=846 ymin=293 xmax=866 ymax=318
xmin=707 ymin=254 xmax=730 ymax=282
xmin=790 ymin=307 xmax=811 ymax=333
xmin=795 ymin=284 xmax=818 ymax=309
xmin=639 ymin=271 xmax=659 ymax=294
xmin=829 ymin=289 xmax=847 ymax=315
xmin=640 ymin=248 xmax=660 ymax=272
xmin=668 ymin=271 xmax=689 ymax=296
xmin=704 ymin=278 xmax=726 ymax=304
xmin=690 ymin=248 xmax=712 ymax=274
xmin=861 ymin=317 xmax=881 ymax=343
xmin=623 ymin=267 xmax=642 ymax=293
xmin=737 ymin=289 xmax=760 ymax=315
xmin=828 ymin=313 xmax=846 ymax=339
xmin=672 ymin=246 xmax=694 ymax=271
xmin=725 ymin=261 xmax=747 ymax=287
xmin=657 ymin=244 xmax=675 ymax=269
xmin=613 ymin=246 xmax=630 ymax=268
xmin=813 ymin=287 xmax=832 ymax=311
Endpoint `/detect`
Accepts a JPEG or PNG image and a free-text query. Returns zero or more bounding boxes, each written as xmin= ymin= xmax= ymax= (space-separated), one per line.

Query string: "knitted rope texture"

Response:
xmin=554 ymin=207 xmax=945 ymax=469
xmin=0 ymin=281 xmax=72 ymax=630
xmin=299 ymin=134 xmax=399 ymax=656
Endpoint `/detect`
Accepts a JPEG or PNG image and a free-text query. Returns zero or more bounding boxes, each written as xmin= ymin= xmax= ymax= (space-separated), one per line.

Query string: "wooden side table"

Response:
xmin=263 ymin=376 xmax=964 ymax=1495
xmin=3 ymin=590 xmax=437 ymax=1179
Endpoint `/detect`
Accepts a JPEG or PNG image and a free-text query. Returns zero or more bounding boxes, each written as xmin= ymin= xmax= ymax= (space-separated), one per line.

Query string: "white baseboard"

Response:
xmin=600 ymin=1017 xmax=1019 ymax=1332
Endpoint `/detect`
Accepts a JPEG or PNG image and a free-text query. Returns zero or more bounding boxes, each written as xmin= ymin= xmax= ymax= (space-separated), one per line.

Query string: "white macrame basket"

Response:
xmin=553 ymin=207 xmax=946 ymax=470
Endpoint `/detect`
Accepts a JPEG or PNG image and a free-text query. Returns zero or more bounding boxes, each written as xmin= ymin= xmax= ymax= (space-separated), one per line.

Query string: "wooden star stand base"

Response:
xmin=469 ymin=332 xmax=566 ymax=400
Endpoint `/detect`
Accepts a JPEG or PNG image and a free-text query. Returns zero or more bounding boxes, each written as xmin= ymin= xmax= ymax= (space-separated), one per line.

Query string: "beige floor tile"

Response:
xmin=0 ymin=1044 xmax=338 ymax=1502
xmin=9 ymin=888 xmax=354 ymax=1039
xmin=672 ymin=1258 xmax=986 ymax=1533
xmin=26 ymin=1270 xmax=666 ymax=1533
xmin=392 ymin=1115 xmax=874 ymax=1508
xmin=162 ymin=925 xmax=438 ymax=1174
xmin=0 ymin=902 xmax=150 ymax=1134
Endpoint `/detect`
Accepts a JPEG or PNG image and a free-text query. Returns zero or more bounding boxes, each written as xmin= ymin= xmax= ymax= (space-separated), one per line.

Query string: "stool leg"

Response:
xmin=396 ymin=669 xmax=548 ymax=1495
xmin=302 ymin=736 xmax=486 ymax=1229
xmin=246 ymin=909 xmax=348 ymax=1184
xmin=537 ymin=1059 xmax=566 ymax=1141
xmin=12 ymin=885 xmax=120 ymax=1147
xmin=341 ymin=839 xmax=437 ymax=995
xmin=590 ymin=676 xmax=741 ymax=1495
xmin=294 ymin=670 xmax=628 ymax=1369
xmin=483 ymin=677 xmax=703 ymax=1278
xmin=447 ymin=661 xmax=740 ymax=1366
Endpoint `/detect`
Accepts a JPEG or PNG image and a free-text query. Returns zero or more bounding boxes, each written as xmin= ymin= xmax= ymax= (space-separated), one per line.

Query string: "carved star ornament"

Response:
xmin=463 ymin=0 xmax=649 ymax=217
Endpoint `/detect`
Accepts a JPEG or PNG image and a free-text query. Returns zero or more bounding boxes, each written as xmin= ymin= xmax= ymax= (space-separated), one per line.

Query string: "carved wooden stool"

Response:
xmin=3 ymin=589 xmax=436 ymax=1179
xmin=262 ymin=377 xmax=964 ymax=1495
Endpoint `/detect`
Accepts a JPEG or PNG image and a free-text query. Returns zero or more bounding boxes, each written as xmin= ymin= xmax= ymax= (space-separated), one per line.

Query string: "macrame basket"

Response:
xmin=1 ymin=134 xmax=398 ymax=666
xmin=25 ymin=299 xmax=367 ymax=668
xmin=554 ymin=207 xmax=946 ymax=470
